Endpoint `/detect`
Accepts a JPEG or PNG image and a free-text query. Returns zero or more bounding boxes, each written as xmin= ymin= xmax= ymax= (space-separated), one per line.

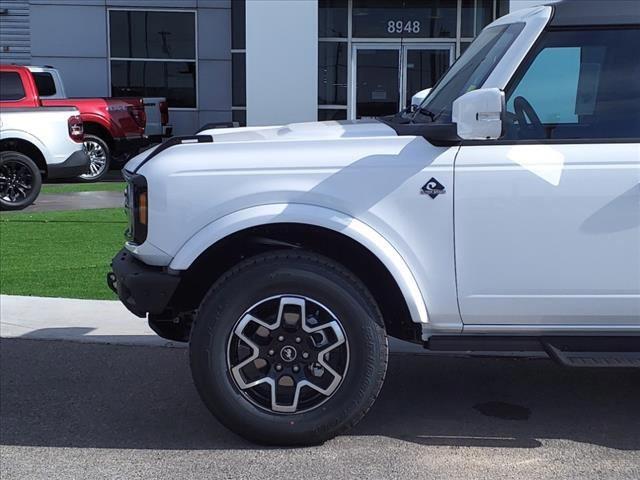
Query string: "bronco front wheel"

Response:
xmin=189 ymin=251 xmax=388 ymax=446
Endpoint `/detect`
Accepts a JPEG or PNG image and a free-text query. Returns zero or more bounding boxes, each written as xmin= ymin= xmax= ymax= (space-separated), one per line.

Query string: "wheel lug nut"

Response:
xmin=295 ymin=337 xmax=301 ymax=343
xmin=268 ymin=349 xmax=275 ymax=356
xmin=302 ymin=352 xmax=309 ymax=359
xmin=278 ymin=335 xmax=285 ymax=342
xmin=293 ymin=365 xmax=300 ymax=373
xmin=275 ymin=364 xmax=283 ymax=372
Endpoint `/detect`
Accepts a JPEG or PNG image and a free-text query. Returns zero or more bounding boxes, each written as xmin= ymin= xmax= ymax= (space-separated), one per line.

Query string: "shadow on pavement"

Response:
xmin=1 ymin=338 xmax=638 ymax=451
xmin=13 ymin=328 xmax=181 ymax=348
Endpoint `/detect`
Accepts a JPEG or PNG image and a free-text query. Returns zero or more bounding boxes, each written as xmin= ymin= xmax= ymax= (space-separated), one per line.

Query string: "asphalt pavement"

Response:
xmin=1 ymin=338 xmax=639 ymax=480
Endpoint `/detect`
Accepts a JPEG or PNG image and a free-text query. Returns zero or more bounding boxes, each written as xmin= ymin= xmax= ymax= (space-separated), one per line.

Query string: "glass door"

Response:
xmin=350 ymin=44 xmax=454 ymax=119
xmin=352 ymin=45 xmax=401 ymax=119
xmin=403 ymin=45 xmax=455 ymax=109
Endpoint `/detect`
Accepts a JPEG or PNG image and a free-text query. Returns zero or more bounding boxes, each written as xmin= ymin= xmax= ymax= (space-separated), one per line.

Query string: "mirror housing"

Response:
xmin=411 ymin=88 xmax=432 ymax=109
xmin=452 ymin=88 xmax=504 ymax=140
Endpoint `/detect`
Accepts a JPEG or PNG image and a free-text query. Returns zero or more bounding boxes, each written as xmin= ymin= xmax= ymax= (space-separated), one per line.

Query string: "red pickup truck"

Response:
xmin=0 ymin=64 xmax=149 ymax=181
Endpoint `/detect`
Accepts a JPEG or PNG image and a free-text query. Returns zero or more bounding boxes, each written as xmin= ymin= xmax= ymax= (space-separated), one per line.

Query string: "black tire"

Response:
xmin=0 ymin=151 xmax=42 ymax=211
xmin=190 ymin=250 xmax=388 ymax=446
xmin=77 ymin=134 xmax=110 ymax=182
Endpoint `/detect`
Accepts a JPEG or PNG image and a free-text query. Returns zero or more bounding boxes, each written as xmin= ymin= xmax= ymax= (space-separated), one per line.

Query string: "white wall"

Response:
xmin=246 ymin=0 xmax=318 ymax=126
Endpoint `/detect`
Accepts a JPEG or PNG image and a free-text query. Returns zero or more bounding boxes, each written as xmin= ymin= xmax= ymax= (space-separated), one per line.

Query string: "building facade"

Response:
xmin=0 ymin=0 xmax=542 ymax=134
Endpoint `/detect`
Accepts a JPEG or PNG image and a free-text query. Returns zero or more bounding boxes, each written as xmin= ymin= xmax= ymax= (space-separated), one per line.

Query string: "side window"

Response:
xmin=32 ymin=72 xmax=57 ymax=97
xmin=505 ymin=28 xmax=640 ymax=140
xmin=508 ymin=47 xmax=581 ymax=124
xmin=0 ymin=72 xmax=26 ymax=101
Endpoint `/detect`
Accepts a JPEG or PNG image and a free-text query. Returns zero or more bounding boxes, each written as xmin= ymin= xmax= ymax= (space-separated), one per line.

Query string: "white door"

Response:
xmin=455 ymin=27 xmax=640 ymax=327
xmin=350 ymin=44 xmax=454 ymax=119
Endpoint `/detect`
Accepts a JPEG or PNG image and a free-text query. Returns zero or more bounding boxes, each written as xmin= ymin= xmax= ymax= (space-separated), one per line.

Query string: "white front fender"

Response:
xmin=169 ymin=203 xmax=429 ymax=325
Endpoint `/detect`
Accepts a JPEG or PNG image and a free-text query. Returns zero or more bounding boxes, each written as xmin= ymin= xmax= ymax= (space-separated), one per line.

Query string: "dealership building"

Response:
xmin=1 ymin=0 xmax=543 ymax=134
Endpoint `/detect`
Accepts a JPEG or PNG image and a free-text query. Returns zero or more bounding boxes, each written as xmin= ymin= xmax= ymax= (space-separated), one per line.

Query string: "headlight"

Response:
xmin=123 ymin=171 xmax=148 ymax=245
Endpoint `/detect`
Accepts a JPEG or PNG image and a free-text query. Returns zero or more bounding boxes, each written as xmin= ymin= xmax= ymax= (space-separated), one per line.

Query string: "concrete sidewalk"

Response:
xmin=0 ymin=295 xmax=425 ymax=353
xmin=0 ymin=295 xmax=178 ymax=347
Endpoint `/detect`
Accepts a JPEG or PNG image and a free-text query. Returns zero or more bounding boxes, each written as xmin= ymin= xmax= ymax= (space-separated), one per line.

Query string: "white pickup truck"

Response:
xmin=109 ymin=1 xmax=640 ymax=445
xmin=0 ymin=107 xmax=88 ymax=210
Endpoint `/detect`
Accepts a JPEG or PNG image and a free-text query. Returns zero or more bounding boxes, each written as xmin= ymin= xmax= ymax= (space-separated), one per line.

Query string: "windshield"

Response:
xmin=413 ymin=22 xmax=525 ymax=124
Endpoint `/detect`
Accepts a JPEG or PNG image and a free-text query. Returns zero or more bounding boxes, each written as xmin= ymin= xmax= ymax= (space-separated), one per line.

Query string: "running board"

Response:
xmin=543 ymin=344 xmax=640 ymax=368
xmin=424 ymin=336 xmax=640 ymax=368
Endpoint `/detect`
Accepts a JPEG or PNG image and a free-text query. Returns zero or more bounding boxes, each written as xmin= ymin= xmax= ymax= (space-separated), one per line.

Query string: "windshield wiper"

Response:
xmin=418 ymin=107 xmax=436 ymax=120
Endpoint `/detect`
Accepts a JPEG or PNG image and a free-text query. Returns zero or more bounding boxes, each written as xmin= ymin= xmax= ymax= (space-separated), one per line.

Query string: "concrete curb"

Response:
xmin=0 ymin=295 xmax=426 ymax=353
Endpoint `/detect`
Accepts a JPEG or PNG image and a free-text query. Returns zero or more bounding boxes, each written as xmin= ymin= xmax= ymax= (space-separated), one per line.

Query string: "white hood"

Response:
xmin=125 ymin=119 xmax=397 ymax=173
xmin=201 ymin=119 xmax=397 ymax=143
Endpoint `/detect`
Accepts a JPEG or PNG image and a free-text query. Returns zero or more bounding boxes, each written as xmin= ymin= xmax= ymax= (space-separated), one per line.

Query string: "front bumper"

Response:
xmin=107 ymin=248 xmax=181 ymax=318
xmin=47 ymin=149 xmax=91 ymax=180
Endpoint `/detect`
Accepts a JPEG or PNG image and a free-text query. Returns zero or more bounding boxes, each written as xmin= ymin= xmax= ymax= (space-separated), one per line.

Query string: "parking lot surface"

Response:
xmin=1 ymin=339 xmax=639 ymax=480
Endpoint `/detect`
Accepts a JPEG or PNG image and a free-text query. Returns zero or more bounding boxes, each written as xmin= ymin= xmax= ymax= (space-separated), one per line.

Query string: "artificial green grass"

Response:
xmin=0 ymin=208 xmax=127 ymax=300
xmin=41 ymin=182 xmax=126 ymax=194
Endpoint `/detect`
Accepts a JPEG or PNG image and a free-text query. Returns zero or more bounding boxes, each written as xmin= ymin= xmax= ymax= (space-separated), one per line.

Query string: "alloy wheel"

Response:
xmin=0 ymin=160 xmax=34 ymax=204
xmin=80 ymin=139 xmax=108 ymax=180
xmin=227 ymin=295 xmax=349 ymax=414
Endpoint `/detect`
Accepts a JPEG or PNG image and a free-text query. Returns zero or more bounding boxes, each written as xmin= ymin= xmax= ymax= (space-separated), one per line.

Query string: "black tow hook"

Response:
xmin=106 ymin=272 xmax=118 ymax=294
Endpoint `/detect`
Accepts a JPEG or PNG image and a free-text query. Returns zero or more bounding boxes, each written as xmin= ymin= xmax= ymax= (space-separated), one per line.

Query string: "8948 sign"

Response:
xmin=387 ymin=20 xmax=421 ymax=34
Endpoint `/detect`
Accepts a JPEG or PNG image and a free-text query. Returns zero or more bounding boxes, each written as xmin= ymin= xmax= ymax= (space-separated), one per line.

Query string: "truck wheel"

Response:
xmin=190 ymin=250 xmax=388 ymax=446
xmin=78 ymin=134 xmax=110 ymax=182
xmin=0 ymin=151 xmax=42 ymax=211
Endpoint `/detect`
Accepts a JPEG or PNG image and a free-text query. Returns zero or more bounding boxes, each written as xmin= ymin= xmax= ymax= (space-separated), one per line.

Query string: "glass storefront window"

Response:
xmin=355 ymin=48 xmax=400 ymax=117
xmin=319 ymin=0 xmax=349 ymax=38
xmin=109 ymin=10 xmax=197 ymax=108
xmin=318 ymin=42 xmax=348 ymax=105
xmin=461 ymin=0 xmax=494 ymax=37
xmin=232 ymin=2 xmax=246 ymax=121
xmin=352 ymin=0 xmax=457 ymax=39
xmin=232 ymin=0 xmax=246 ymax=50
xmin=405 ymin=49 xmax=451 ymax=108
xmin=111 ymin=60 xmax=197 ymax=108
xmin=318 ymin=109 xmax=348 ymax=121
xmin=110 ymin=11 xmax=195 ymax=60
xmin=318 ymin=0 xmax=504 ymax=120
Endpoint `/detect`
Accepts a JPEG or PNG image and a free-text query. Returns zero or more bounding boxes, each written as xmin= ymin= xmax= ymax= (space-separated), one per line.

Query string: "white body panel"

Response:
xmin=455 ymin=143 xmax=640 ymax=327
xmin=0 ymin=107 xmax=83 ymax=166
xmin=132 ymin=120 xmax=462 ymax=330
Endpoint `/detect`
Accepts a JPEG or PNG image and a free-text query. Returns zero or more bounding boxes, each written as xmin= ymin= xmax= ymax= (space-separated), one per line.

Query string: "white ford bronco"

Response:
xmin=109 ymin=0 xmax=640 ymax=445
